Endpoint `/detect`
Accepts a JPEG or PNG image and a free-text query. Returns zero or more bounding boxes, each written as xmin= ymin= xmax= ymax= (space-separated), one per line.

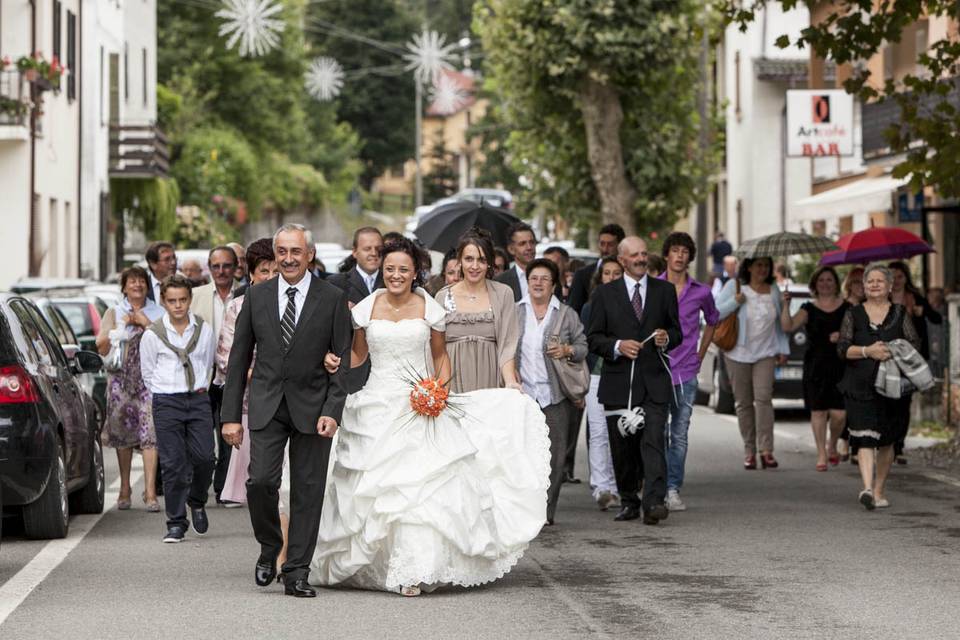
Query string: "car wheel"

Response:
xmin=70 ymin=430 xmax=105 ymax=515
xmin=23 ymin=438 xmax=69 ymax=539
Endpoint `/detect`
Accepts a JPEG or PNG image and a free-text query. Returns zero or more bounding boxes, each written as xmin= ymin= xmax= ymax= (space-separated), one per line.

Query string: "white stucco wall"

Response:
xmin=0 ymin=0 xmax=81 ymax=287
xmin=80 ymin=0 xmax=125 ymax=279
xmin=722 ymin=1 xmax=812 ymax=245
xmin=122 ymin=0 xmax=157 ymax=125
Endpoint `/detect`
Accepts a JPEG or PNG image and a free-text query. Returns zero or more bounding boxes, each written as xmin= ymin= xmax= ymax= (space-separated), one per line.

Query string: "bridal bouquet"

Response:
xmin=398 ymin=362 xmax=465 ymax=421
xmin=409 ymin=376 xmax=449 ymax=418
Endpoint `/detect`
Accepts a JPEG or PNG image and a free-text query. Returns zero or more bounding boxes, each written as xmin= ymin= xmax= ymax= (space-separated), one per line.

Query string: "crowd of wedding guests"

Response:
xmin=91 ymin=219 xmax=947 ymax=543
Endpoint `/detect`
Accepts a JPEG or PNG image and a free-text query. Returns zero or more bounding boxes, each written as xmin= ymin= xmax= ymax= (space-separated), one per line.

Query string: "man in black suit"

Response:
xmin=567 ymin=223 xmax=626 ymax=314
xmin=221 ymin=223 xmax=352 ymax=598
xmin=588 ymin=236 xmax=682 ymax=525
xmin=326 ymin=227 xmax=384 ymax=305
xmin=495 ymin=222 xmax=564 ymax=301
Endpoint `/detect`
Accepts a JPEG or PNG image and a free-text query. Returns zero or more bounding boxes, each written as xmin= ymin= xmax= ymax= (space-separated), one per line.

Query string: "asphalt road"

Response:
xmin=2 ymin=406 xmax=959 ymax=640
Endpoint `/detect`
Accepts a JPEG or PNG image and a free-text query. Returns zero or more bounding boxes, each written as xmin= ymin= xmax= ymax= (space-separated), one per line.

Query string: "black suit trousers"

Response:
xmin=603 ymin=399 xmax=668 ymax=509
xmin=209 ymin=384 xmax=232 ymax=498
xmin=247 ymin=397 xmax=332 ymax=580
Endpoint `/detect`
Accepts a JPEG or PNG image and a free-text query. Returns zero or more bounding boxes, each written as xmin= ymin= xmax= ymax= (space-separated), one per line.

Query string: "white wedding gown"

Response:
xmin=310 ymin=289 xmax=551 ymax=592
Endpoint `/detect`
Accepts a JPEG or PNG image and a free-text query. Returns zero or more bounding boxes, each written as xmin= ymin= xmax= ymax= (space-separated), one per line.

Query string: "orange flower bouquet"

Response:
xmin=399 ymin=362 xmax=464 ymax=422
xmin=409 ymin=376 xmax=449 ymax=418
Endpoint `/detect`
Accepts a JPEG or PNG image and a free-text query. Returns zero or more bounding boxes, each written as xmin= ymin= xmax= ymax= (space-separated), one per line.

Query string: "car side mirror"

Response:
xmin=62 ymin=344 xmax=81 ymax=361
xmin=73 ymin=350 xmax=103 ymax=374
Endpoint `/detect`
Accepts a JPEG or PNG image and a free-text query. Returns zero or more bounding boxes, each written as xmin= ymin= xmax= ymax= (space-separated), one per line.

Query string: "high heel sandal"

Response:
xmin=815 ymin=462 xmax=828 ymax=472
xmin=117 ymin=492 xmax=132 ymax=510
xmin=142 ymin=491 xmax=160 ymax=513
xmin=743 ymin=454 xmax=757 ymax=470
xmin=399 ymin=585 xmax=421 ymax=597
xmin=760 ymin=453 xmax=778 ymax=469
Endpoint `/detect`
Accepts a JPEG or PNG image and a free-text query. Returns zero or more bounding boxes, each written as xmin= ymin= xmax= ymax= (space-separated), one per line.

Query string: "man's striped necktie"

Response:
xmin=282 ymin=287 xmax=297 ymax=347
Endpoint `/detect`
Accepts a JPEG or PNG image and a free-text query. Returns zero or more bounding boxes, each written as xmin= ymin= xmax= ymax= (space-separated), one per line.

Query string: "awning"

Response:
xmin=791 ymin=176 xmax=908 ymax=222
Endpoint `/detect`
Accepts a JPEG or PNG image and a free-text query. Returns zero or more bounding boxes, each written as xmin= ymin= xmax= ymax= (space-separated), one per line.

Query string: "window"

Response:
xmin=52 ymin=0 xmax=62 ymax=61
xmin=142 ymin=48 xmax=148 ymax=106
xmin=66 ymin=11 xmax=76 ymax=101
xmin=123 ymin=43 xmax=129 ymax=102
xmin=109 ymin=53 xmax=120 ymax=124
xmin=915 ymin=21 xmax=929 ymax=78
xmin=49 ymin=198 xmax=59 ymax=276
xmin=100 ymin=47 xmax=105 ymax=125
xmin=734 ymin=50 xmax=741 ymax=121
xmin=25 ymin=304 xmax=68 ymax=367
xmin=10 ymin=301 xmax=53 ymax=367
xmin=883 ymin=43 xmax=895 ymax=82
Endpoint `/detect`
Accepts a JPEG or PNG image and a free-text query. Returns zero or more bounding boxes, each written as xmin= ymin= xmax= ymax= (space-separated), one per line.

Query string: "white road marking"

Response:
xmin=0 ymin=465 xmax=143 ymax=627
xmin=711 ymin=411 xmax=804 ymax=441
xmin=920 ymin=471 xmax=960 ymax=489
xmin=528 ymin=556 xmax=613 ymax=640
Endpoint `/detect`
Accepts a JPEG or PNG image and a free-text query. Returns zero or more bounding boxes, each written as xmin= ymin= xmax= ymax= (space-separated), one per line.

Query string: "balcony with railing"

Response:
xmin=109 ymin=123 xmax=170 ymax=179
xmin=0 ymin=70 xmax=30 ymax=141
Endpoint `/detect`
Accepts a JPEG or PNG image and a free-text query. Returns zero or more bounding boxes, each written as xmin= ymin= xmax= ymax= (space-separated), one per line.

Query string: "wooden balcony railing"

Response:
xmin=109 ymin=123 xmax=170 ymax=178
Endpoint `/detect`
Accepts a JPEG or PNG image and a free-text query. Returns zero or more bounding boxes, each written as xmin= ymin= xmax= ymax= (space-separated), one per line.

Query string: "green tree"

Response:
xmin=423 ymin=131 xmax=459 ymax=202
xmin=476 ymin=0 xmax=720 ymax=234
xmin=724 ymin=0 xmax=960 ymax=198
xmin=305 ymin=0 xmax=418 ymax=187
xmin=157 ymin=0 xmax=361 ymax=220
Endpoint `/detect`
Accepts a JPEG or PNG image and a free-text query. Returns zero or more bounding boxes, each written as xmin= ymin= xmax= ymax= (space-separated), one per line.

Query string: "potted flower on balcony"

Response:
xmin=0 ymin=56 xmax=12 ymax=72
xmin=16 ymin=52 xmax=43 ymax=82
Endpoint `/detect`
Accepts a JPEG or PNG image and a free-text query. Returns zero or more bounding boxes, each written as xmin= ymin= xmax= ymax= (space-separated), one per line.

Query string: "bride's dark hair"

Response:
xmin=379 ymin=236 xmax=426 ymax=290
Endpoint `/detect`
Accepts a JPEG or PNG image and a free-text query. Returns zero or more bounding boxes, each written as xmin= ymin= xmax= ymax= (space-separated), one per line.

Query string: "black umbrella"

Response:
xmin=413 ymin=200 xmax=520 ymax=252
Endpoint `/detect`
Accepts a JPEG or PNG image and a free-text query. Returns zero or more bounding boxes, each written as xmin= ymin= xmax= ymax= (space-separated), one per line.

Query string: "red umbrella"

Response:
xmin=818 ymin=227 xmax=934 ymax=266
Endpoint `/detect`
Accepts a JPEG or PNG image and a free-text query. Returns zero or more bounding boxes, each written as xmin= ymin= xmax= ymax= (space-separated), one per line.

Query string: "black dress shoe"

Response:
xmin=190 ymin=505 xmax=209 ymax=536
xmin=613 ymin=505 xmax=641 ymax=521
xmin=255 ymin=559 xmax=277 ymax=587
xmin=562 ymin=471 xmax=582 ymax=484
xmin=643 ymin=503 xmax=669 ymax=525
xmin=284 ymin=578 xmax=317 ymax=598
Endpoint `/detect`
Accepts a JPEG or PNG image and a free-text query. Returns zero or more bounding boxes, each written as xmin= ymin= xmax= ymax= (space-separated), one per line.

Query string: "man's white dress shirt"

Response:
xmin=614 ymin=272 xmax=648 ymax=359
xmin=515 ymin=263 xmax=529 ymax=300
xmin=139 ymin=313 xmax=215 ymax=394
xmin=355 ymin=265 xmax=379 ymax=295
xmin=277 ymin=273 xmax=312 ymax=324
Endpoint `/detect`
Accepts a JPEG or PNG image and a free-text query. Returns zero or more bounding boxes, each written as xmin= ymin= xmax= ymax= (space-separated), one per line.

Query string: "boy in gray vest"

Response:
xmin=140 ymin=274 xmax=217 ymax=543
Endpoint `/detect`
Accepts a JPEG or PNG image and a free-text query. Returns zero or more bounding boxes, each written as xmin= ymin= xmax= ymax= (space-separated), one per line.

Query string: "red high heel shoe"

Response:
xmin=760 ymin=453 xmax=778 ymax=469
xmin=744 ymin=454 xmax=757 ymax=470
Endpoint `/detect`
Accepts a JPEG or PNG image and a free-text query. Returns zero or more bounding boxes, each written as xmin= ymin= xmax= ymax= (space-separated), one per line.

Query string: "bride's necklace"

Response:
xmin=386 ymin=294 xmax=412 ymax=312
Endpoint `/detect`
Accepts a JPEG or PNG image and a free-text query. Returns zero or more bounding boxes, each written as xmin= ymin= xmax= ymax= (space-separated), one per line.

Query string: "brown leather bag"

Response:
xmin=712 ymin=279 xmax=741 ymax=352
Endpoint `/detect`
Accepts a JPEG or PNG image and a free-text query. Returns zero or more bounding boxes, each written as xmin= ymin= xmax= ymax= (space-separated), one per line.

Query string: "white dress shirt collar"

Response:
xmin=355 ymin=265 xmax=378 ymax=293
xmin=622 ymin=272 xmax=647 ymax=300
xmin=514 ymin=263 xmax=529 ymax=299
xmin=277 ymin=273 xmax=312 ymax=322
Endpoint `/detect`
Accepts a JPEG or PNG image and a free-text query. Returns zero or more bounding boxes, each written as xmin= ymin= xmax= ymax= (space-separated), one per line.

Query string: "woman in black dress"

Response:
xmin=837 ymin=264 xmax=921 ymax=510
xmin=781 ymin=266 xmax=849 ymax=471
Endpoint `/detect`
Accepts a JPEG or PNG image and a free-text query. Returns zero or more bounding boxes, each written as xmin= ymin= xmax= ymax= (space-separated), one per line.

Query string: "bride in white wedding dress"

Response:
xmin=309 ymin=239 xmax=550 ymax=596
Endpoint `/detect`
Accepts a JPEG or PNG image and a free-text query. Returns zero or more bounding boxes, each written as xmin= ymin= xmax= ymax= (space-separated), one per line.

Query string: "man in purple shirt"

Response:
xmin=658 ymin=232 xmax=719 ymax=512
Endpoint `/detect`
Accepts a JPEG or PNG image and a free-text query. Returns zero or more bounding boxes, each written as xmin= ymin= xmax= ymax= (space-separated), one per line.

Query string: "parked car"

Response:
xmin=84 ymin=284 xmax=123 ymax=310
xmin=696 ymin=284 xmax=811 ymax=414
xmin=0 ymin=294 xmax=105 ymax=541
xmin=10 ymin=278 xmax=92 ymax=294
xmin=29 ymin=297 xmax=108 ymax=427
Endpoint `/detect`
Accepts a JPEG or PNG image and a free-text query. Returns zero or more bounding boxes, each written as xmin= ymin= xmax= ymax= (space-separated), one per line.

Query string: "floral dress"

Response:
xmin=105 ymin=322 xmax=155 ymax=449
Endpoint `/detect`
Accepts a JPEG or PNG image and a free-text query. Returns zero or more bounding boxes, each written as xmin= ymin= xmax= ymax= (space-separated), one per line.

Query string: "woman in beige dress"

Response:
xmin=435 ymin=230 xmax=521 ymax=392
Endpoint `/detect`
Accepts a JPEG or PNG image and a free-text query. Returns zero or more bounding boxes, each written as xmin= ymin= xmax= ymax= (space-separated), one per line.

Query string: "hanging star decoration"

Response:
xmin=305 ymin=56 xmax=345 ymax=101
xmin=216 ymin=0 xmax=285 ymax=58
xmin=403 ymin=30 xmax=457 ymax=86
xmin=429 ymin=71 xmax=471 ymax=116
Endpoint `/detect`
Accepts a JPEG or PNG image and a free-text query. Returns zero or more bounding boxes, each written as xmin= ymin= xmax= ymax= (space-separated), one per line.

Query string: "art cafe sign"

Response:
xmin=786 ymin=90 xmax=855 ymax=157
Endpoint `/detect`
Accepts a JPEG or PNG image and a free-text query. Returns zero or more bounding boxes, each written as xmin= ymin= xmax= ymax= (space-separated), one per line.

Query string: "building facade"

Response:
xmin=0 ymin=0 xmax=82 ymax=289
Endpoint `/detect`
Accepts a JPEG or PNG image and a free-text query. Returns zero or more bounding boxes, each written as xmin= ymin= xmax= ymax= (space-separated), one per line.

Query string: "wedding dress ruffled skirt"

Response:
xmin=310 ymin=300 xmax=550 ymax=592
